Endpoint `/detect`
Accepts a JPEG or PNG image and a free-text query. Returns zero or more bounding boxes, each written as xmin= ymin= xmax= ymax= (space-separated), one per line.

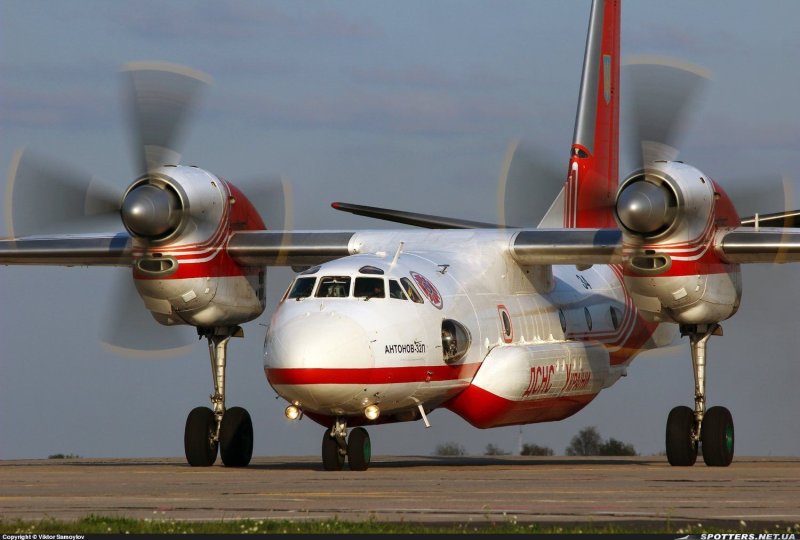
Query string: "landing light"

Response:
xmin=284 ymin=404 xmax=303 ymax=421
xmin=364 ymin=404 xmax=380 ymax=420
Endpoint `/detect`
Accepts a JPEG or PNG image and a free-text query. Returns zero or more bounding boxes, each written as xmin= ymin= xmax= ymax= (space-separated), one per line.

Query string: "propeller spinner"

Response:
xmin=121 ymin=181 xmax=183 ymax=240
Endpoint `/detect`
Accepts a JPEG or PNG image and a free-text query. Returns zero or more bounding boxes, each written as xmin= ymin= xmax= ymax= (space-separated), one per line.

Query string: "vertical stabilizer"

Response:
xmin=564 ymin=0 xmax=620 ymax=228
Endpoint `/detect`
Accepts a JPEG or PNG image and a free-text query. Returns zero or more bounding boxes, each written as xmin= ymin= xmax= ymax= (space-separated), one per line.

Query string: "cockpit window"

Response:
xmin=359 ymin=265 xmax=384 ymax=275
xmin=287 ymin=277 xmax=316 ymax=299
xmin=400 ymin=277 xmax=424 ymax=304
xmin=389 ymin=279 xmax=407 ymax=300
xmin=354 ymin=277 xmax=385 ymax=299
xmin=316 ymin=276 xmax=351 ymax=298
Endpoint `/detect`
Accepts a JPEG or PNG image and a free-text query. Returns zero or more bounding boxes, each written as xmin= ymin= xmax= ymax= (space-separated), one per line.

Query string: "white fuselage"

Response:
xmin=264 ymin=229 xmax=677 ymax=428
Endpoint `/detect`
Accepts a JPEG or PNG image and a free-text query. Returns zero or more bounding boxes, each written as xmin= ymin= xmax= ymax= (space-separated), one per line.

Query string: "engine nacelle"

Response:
xmin=123 ymin=165 xmax=227 ymax=246
xmin=616 ymin=161 xmax=742 ymax=325
xmin=130 ymin=165 xmax=266 ymax=328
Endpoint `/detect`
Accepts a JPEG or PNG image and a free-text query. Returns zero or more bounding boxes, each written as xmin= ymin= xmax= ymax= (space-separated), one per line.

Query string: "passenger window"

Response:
xmin=287 ymin=277 xmax=316 ymax=300
xmin=400 ymin=277 xmax=424 ymax=304
xmin=316 ymin=276 xmax=351 ymax=298
xmin=389 ymin=280 xmax=407 ymax=300
xmin=354 ymin=277 xmax=385 ymax=299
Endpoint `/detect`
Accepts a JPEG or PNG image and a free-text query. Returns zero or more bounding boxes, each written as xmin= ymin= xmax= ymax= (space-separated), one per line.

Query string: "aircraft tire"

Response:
xmin=321 ymin=429 xmax=345 ymax=471
xmin=701 ymin=406 xmax=734 ymax=467
xmin=184 ymin=406 xmax=218 ymax=467
xmin=220 ymin=406 xmax=254 ymax=467
xmin=347 ymin=427 xmax=371 ymax=471
xmin=666 ymin=405 xmax=697 ymax=466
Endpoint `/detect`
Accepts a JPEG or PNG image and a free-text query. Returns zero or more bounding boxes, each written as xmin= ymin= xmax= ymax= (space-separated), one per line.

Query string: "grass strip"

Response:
xmin=2 ymin=516 xmax=799 ymax=535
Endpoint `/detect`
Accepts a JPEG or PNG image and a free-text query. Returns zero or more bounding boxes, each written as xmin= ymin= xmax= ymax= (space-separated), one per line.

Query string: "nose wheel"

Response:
xmin=321 ymin=419 xmax=372 ymax=471
xmin=666 ymin=324 xmax=734 ymax=467
xmin=184 ymin=327 xmax=254 ymax=467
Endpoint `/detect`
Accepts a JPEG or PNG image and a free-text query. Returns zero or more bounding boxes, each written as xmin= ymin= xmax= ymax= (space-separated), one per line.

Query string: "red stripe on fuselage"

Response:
xmin=267 ymin=362 xmax=482 ymax=386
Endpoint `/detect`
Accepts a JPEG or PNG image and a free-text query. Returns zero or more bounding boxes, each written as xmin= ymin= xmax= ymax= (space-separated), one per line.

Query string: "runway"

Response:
xmin=1 ymin=456 xmax=798 ymax=527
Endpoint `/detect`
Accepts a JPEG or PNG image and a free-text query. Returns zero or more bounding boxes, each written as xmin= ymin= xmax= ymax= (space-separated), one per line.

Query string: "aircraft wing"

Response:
xmin=3 ymin=227 xmax=797 ymax=269
xmin=0 ymin=233 xmax=134 ymax=266
xmin=0 ymin=231 xmax=357 ymax=268
xmin=226 ymin=231 xmax=356 ymax=267
xmin=509 ymin=229 xmax=624 ymax=266
xmin=509 ymin=227 xmax=800 ymax=266
xmin=716 ymin=227 xmax=800 ymax=263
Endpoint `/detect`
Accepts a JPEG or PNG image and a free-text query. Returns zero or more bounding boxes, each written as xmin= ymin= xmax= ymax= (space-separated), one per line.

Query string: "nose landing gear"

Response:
xmin=321 ymin=418 xmax=372 ymax=471
xmin=666 ymin=324 xmax=734 ymax=467
xmin=183 ymin=326 xmax=254 ymax=467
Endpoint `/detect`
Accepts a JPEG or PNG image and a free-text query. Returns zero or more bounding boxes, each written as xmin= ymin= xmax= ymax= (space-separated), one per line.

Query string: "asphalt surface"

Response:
xmin=1 ymin=456 xmax=798 ymax=527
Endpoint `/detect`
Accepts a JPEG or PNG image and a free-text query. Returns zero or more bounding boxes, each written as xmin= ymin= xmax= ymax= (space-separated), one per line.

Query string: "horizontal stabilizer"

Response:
xmin=717 ymin=227 xmax=800 ymax=263
xmin=331 ymin=202 xmax=503 ymax=229
xmin=740 ymin=210 xmax=800 ymax=229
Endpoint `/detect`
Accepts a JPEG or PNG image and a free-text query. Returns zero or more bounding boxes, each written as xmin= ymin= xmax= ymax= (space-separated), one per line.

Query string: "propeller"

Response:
xmin=4 ymin=63 xmax=210 ymax=239
xmin=101 ymin=268 xmax=196 ymax=358
xmin=621 ymin=57 xmax=794 ymax=232
xmin=495 ymin=140 xmax=566 ymax=228
xmin=4 ymin=149 xmax=123 ymax=237
xmin=495 ymin=57 xmax=794 ymax=235
xmin=3 ymin=61 xmax=287 ymax=358
xmin=621 ymin=56 xmax=711 ymax=171
xmin=233 ymin=174 xmax=294 ymax=232
xmin=123 ymin=61 xmax=210 ymax=176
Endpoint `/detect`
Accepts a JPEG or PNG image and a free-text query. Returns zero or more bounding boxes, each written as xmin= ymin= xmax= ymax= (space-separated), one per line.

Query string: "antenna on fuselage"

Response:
xmin=391 ymin=241 xmax=404 ymax=266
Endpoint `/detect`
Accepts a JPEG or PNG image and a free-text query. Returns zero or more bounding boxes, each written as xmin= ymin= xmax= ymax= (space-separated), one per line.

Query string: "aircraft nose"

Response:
xmin=264 ymin=311 xmax=374 ymax=408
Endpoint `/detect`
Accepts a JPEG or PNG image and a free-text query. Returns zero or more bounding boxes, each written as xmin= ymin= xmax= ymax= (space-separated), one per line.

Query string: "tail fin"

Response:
xmin=564 ymin=0 xmax=620 ymax=228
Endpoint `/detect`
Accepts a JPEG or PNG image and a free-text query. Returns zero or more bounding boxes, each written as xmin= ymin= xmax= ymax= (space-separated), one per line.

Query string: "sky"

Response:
xmin=1 ymin=0 xmax=799 ymax=460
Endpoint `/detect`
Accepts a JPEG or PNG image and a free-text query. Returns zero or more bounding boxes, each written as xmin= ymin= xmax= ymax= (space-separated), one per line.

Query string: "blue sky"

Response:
xmin=1 ymin=1 xmax=798 ymax=459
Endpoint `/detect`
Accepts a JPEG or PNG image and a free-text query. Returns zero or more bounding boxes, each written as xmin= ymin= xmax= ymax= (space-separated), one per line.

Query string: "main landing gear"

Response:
xmin=321 ymin=418 xmax=371 ymax=471
xmin=666 ymin=324 xmax=734 ymax=467
xmin=184 ymin=326 xmax=254 ymax=468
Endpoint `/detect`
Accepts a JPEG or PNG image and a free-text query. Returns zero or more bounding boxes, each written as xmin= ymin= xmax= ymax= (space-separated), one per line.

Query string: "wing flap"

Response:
xmin=227 ymin=231 xmax=355 ymax=267
xmin=717 ymin=227 xmax=800 ymax=263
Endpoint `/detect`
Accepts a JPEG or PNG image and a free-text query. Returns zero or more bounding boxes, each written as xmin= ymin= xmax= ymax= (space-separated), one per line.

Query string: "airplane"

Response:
xmin=2 ymin=0 xmax=799 ymax=471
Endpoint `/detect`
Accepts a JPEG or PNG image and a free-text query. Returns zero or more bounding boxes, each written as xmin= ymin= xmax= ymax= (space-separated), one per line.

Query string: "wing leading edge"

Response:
xmin=716 ymin=227 xmax=800 ymax=263
xmin=1 ymin=227 xmax=799 ymax=269
xmin=0 ymin=233 xmax=133 ymax=266
xmin=509 ymin=227 xmax=800 ymax=266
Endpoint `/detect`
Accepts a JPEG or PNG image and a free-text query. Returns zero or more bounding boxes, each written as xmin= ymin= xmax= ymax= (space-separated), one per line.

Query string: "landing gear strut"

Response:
xmin=321 ymin=418 xmax=371 ymax=471
xmin=666 ymin=324 xmax=734 ymax=467
xmin=184 ymin=326 xmax=253 ymax=467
